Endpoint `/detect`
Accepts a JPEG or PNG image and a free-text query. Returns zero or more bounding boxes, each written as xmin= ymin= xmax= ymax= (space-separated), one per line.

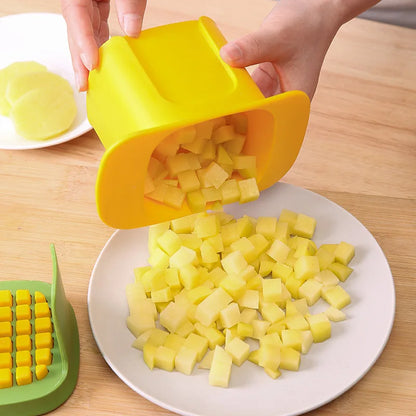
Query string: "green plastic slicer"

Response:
xmin=0 ymin=244 xmax=80 ymax=415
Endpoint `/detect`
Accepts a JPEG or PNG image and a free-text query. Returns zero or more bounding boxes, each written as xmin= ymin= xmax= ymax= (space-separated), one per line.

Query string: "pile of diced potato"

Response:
xmin=0 ymin=61 xmax=76 ymax=140
xmin=126 ymin=209 xmax=355 ymax=387
xmin=145 ymin=114 xmax=260 ymax=212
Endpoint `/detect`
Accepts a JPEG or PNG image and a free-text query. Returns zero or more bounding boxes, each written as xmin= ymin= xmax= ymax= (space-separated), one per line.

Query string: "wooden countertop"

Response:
xmin=1 ymin=1 xmax=415 ymax=415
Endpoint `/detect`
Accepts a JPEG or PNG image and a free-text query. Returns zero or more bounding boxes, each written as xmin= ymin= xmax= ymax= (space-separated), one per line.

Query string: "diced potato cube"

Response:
xmin=175 ymin=346 xmax=198 ymax=375
xmin=258 ymin=344 xmax=280 ymax=371
xmin=298 ymin=279 xmax=323 ymax=306
xmin=209 ymin=346 xmax=233 ymax=387
xmin=259 ymin=332 xmax=282 ymax=347
xmin=126 ymin=314 xmax=155 ymax=337
xmin=148 ymin=247 xmax=170 ymax=269
xmin=204 ymin=162 xmax=229 ymax=189
xmin=186 ymin=190 xmax=206 ymax=213
xmin=164 ymin=186 xmax=186 ymax=209
xmin=212 ymin=125 xmax=235 ymax=144
xmin=239 ymin=308 xmax=258 ymax=324
xmin=316 ymin=246 xmax=336 ymax=270
xmin=306 ymin=313 xmax=331 ymax=343
xmin=169 ymin=246 xmax=197 ymax=268
xmin=177 ymin=170 xmax=200 ymax=193
xmin=195 ymin=288 xmax=233 ymax=326
xmin=154 ymin=345 xmax=176 ymax=371
xmin=260 ymin=302 xmax=285 ymax=324
xmin=285 ymin=275 xmax=302 ymax=298
xmin=267 ymin=239 xmax=291 ymax=263
xmin=151 ymin=287 xmax=173 ymax=303
xmin=220 ymin=276 xmax=246 ymax=301
xmin=221 ymin=251 xmax=248 ymax=275
xmin=172 ymin=125 xmax=197 ymax=144
xmin=194 ymin=323 xmax=225 ymax=349
xmin=223 ymin=133 xmax=246 ymax=154
xmin=334 ymin=241 xmax=355 ymax=265
xmin=237 ymin=289 xmax=259 ymax=309
xmin=294 ymin=237 xmax=317 ymax=258
xmin=325 ymin=306 xmax=347 ymax=322
xmin=300 ymin=330 xmax=314 ymax=354
xmin=294 ymin=256 xmax=320 ymax=281
xmin=159 ymin=302 xmax=188 ymax=333
xmin=179 ymin=264 xmax=201 ymax=290
xmin=153 ymin=136 xmax=180 ymax=161
xmin=238 ymin=178 xmax=260 ymax=203
xmin=237 ymin=322 xmax=253 ymax=338
xmin=194 ymin=215 xmax=220 ymax=239
xmin=163 ymin=333 xmax=186 ymax=352
xmin=219 ymin=302 xmax=241 ymax=328
xmin=285 ymin=313 xmax=310 ymax=331
xmin=281 ymin=329 xmax=303 ymax=351
xmin=278 ymin=209 xmax=298 ymax=232
xmin=143 ymin=343 xmax=157 ymax=370
xmin=225 ymin=337 xmax=250 ymax=366
xmin=327 ymin=262 xmax=353 ymax=282
xmin=280 ymin=347 xmax=301 ymax=371
xmin=219 ymin=179 xmax=240 ymax=204
xmin=198 ymin=349 xmax=215 ymax=369
xmin=256 ymin=217 xmax=277 ymax=240
xmin=314 ymin=269 xmax=339 ymax=286
xmin=321 ymin=285 xmax=351 ymax=309
xmin=251 ymin=319 xmax=271 ymax=339
xmin=271 ymin=262 xmax=293 ymax=283
xmin=262 ymin=278 xmax=282 ymax=303
xmin=248 ymin=349 xmax=260 ymax=365
xmin=184 ymin=333 xmax=209 ymax=361
xmin=293 ymin=213 xmax=317 ymax=239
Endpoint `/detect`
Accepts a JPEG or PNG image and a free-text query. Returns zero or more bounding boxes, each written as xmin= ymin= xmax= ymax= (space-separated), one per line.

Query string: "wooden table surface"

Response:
xmin=1 ymin=1 xmax=415 ymax=415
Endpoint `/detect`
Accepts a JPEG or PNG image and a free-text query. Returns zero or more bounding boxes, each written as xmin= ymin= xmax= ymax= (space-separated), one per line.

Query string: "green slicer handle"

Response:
xmin=48 ymin=243 xmax=80 ymax=411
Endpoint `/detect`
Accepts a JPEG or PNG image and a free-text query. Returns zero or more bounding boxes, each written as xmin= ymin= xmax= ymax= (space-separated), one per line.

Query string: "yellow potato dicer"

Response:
xmin=87 ymin=16 xmax=310 ymax=229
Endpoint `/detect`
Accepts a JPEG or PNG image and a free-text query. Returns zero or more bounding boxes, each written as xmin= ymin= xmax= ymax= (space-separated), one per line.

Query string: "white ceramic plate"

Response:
xmin=0 ymin=13 xmax=91 ymax=150
xmin=88 ymin=183 xmax=395 ymax=416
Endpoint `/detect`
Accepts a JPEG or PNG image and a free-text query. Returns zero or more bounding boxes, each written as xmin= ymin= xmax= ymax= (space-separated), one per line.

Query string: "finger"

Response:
xmin=67 ymin=34 xmax=90 ymax=91
xmin=251 ymin=63 xmax=282 ymax=97
xmin=62 ymin=0 xmax=99 ymax=72
xmin=220 ymin=28 xmax=278 ymax=68
xmin=115 ymin=0 xmax=147 ymax=37
xmin=96 ymin=1 xmax=110 ymax=46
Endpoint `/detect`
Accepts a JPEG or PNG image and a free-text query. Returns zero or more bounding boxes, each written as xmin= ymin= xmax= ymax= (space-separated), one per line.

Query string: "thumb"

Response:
xmin=220 ymin=29 xmax=278 ymax=68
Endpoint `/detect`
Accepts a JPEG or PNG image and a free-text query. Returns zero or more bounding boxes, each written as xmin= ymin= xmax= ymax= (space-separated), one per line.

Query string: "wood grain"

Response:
xmin=0 ymin=1 xmax=415 ymax=415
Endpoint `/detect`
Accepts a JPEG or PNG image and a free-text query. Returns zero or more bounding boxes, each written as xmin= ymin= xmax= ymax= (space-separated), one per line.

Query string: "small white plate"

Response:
xmin=0 ymin=13 xmax=91 ymax=150
xmin=88 ymin=183 xmax=395 ymax=416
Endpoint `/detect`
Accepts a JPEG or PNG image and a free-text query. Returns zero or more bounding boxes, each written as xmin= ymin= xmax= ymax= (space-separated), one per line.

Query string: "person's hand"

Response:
xmin=220 ymin=0 xmax=342 ymax=99
xmin=61 ymin=0 xmax=147 ymax=91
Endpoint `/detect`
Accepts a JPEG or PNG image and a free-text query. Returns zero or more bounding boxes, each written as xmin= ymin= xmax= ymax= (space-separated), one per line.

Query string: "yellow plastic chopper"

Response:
xmin=87 ymin=16 xmax=310 ymax=229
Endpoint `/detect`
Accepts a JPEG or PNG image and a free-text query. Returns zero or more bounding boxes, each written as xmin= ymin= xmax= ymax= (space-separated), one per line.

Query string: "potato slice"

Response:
xmin=0 ymin=61 xmax=47 ymax=115
xmin=6 ymin=71 xmax=73 ymax=107
xmin=11 ymin=89 xmax=76 ymax=140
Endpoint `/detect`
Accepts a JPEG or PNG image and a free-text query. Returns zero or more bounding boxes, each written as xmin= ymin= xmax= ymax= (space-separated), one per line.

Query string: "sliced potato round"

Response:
xmin=0 ymin=61 xmax=47 ymax=116
xmin=6 ymin=71 xmax=73 ymax=107
xmin=11 ymin=88 xmax=77 ymax=140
